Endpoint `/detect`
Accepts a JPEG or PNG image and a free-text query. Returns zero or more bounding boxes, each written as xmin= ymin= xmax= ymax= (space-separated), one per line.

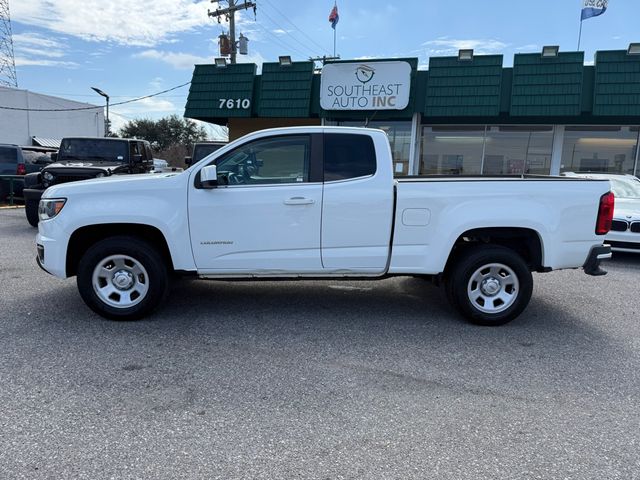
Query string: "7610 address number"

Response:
xmin=218 ymin=98 xmax=251 ymax=109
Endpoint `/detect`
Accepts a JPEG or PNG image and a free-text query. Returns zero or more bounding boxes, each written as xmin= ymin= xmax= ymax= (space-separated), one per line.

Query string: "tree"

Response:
xmin=119 ymin=115 xmax=207 ymax=151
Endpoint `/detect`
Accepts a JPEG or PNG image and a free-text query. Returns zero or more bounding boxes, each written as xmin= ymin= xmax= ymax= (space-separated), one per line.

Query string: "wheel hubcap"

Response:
xmin=467 ymin=263 xmax=519 ymax=314
xmin=480 ymin=277 xmax=501 ymax=296
xmin=113 ymin=270 xmax=134 ymax=290
xmin=92 ymin=255 xmax=149 ymax=309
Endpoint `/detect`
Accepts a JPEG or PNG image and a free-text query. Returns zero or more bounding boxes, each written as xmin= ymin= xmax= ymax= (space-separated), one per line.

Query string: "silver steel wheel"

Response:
xmin=467 ymin=263 xmax=519 ymax=314
xmin=92 ymin=254 xmax=150 ymax=309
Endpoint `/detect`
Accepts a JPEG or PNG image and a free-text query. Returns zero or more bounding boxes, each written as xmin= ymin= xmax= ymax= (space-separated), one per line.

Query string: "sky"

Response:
xmin=8 ymin=0 xmax=637 ymax=136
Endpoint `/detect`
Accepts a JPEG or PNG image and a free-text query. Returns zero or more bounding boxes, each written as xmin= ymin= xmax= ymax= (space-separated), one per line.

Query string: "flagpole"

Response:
xmin=333 ymin=26 xmax=336 ymax=57
xmin=333 ymin=1 xmax=337 ymax=57
xmin=577 ymin=19 xmax=583 ymax=50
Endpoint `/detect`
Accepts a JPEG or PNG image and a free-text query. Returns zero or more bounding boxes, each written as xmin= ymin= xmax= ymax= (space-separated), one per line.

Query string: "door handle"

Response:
xmin=283 ymin=197 xmax=315 ymax=205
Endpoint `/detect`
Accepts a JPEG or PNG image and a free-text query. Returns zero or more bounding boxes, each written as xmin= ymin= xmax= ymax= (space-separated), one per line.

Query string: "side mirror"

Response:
xmin=184 ymin=156 xmax=192 ymax=167
xmin=130 ymin=154 xmax=143 ymax=166
xmin=51 ymin=152 xmax=58 ymax=162
xmin=200 ymin=165 xmax=218 ymax=189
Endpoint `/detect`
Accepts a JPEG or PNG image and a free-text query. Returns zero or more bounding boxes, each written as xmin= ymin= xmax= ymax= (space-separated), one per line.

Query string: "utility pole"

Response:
xmin=208 ymin=0 xmax=256 ymax=64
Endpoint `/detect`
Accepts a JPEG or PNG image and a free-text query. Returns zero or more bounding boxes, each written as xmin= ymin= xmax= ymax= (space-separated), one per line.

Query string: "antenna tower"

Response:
xmin=0 ymin=0 xmax=18 ymax=87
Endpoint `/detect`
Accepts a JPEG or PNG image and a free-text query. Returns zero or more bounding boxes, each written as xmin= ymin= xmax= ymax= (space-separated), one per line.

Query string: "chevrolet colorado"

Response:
xmin=36 ymin=127 xmax=613 ymax=325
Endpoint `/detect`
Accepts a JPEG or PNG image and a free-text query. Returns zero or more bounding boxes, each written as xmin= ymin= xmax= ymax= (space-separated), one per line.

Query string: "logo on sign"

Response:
xmin=355 ymin=65 xmax=375 ymax=84
xmin=320 ymin=61 xmax=411 ymax=111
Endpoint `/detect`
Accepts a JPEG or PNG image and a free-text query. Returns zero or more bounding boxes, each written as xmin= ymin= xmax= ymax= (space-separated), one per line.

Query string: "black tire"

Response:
xmin=76 ymin=235 xmax=169 ymax=320
xmin=25 ymin=199 xmax=39 ymax=227
xmin=445 ymin=245 xmax=533 ymax=326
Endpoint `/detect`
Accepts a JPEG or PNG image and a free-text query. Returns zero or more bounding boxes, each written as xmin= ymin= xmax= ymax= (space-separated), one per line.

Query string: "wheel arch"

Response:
xmin=444 ymin=227 xmax=545 ymax=274
xmin=66 ymin=223 xmax=174 ymax=277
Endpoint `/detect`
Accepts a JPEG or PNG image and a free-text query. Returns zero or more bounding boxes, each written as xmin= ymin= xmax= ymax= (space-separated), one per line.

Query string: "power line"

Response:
xmin=0 ymin=81 xmax=191 ymax=112
xmin=252 ymin=10 xmax=315 ymax=59
xmin=258 ymin=8 xmax=320 ymax=58
xmin=33 ymin=92 xmax=189 ymax=99
xmin=261 ymin=0 xmax=330 ymax=56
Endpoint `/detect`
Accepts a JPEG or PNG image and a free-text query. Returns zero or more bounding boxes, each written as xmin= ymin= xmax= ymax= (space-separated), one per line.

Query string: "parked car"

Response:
xmin=0 ymin=145 xmax=55 ymax=202
xmin=152 ymin=158 xmax=169 ymax=170
xmin=564 ymin=172 xmax=640 ymax=253
xmin=35 ymin=127 xmax=613 ymax=326
xmin=184 ymin=141 xmax=227 ymax=167
xmin=23 ymin=137 xmax=154 ymax=226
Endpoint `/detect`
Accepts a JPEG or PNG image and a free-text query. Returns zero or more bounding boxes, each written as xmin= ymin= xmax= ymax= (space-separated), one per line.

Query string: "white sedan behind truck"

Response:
xmin=564 ymin=172 xmax=640 ymax=253
xmin=36 ymin=127 xmax=613 ymax=326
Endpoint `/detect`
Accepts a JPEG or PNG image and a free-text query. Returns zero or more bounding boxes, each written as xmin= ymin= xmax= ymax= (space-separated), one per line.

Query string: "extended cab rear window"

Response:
xmin=324 ymin=134 xmax=376 ymax=181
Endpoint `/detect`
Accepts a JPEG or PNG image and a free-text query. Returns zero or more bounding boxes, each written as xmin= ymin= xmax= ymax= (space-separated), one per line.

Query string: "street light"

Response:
xmin=91 ymin=87 xmax=110 ymax=137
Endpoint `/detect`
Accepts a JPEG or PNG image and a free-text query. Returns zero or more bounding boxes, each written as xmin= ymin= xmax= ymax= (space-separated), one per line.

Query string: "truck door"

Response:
xmin=189 ymin=134 xmax=324 ymax=274
xmin=321 ymin=132 xmax=395 ymax=273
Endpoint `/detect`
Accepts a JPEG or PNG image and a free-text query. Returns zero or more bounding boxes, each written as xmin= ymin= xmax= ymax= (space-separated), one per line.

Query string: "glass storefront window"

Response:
xmin=337 ymin=120 xmax=412 ymax=175
xmin=560 ymin=126 xmax=639 ymax=174
xmin=483 ymin=126 xmax=553 ymax=175
xmin=420 ymin=125 xmax=553 ymax=176
xmin=420 ymin=126 xmax=485 ymax=175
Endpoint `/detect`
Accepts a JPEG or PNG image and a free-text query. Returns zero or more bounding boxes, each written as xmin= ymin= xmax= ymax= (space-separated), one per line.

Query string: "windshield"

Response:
xmin=610 ymin=177 xmax=640 ymax=199
xmin=59 ymin=139 xmax=127 ymax=163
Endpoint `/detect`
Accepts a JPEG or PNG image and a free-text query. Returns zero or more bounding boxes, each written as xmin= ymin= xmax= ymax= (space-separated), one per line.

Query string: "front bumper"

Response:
xmin=583 ymin=244 xmax=612 ymax=276
xmin=605 ymin=230 xmax=640 ymax=253
xmin=36 ymin=220 xmax=70 ymax=278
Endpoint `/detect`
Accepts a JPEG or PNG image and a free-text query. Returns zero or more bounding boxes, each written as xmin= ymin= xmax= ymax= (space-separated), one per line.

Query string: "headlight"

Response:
xmin=43 ymin=171 xmax=54 ymax=181
xmin=38 ymin=198 xmax=66 ymax=221
xmin=95 ymin=172 xmax=105 ymax=178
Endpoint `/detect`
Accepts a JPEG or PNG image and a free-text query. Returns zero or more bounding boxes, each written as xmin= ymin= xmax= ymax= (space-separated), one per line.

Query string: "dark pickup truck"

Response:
xmin=24 ymin=137 xmax=154 ymax=226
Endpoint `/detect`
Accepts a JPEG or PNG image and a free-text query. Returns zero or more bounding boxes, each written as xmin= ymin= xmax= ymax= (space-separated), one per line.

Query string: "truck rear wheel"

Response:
xmin=445 ymin=246 xmax=533 ymax=326
xmin=25 ymin=199 xmax=39 ymax=227
xmin=76 ymin=236 xmax=169 ymax=320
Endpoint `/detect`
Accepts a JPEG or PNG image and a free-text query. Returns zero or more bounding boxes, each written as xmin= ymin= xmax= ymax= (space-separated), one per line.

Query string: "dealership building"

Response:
xmin=185 ymin=47 xmax=640 ymax=177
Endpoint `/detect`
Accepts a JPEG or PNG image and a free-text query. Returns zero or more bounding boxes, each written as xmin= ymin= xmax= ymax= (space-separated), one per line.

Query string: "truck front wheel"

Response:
xmin=445 ymin=246 xmax=533 ymax=326
xmin=76 ymin=236 xmax=169 ymax=320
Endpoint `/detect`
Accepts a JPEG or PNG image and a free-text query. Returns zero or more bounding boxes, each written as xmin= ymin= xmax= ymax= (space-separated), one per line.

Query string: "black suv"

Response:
xmin=24 ymin=137 xmax=154 ymax=226
xmin=0 ymin=145 xmax=56 ymax=202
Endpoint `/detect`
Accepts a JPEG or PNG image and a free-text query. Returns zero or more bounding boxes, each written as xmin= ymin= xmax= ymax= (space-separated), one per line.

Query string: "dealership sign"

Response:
xmin=320 ymin=61 xmax=412 ymax=111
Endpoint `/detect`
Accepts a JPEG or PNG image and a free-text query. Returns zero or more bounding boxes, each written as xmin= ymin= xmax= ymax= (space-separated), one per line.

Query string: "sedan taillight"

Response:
xmin=16 ymin=163 xmax=26 ymax=175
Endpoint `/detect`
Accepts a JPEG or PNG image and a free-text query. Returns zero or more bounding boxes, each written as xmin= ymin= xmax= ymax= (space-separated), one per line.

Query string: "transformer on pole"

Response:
xmin=0 ymin=0 xmax=18 ymax=87
xmin=208 ymin=0 xmax=256 ymax=64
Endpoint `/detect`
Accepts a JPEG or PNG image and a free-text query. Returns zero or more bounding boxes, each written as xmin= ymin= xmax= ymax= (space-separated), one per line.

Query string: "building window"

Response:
xmin=420 ymin=125 xmax=555 ymax=176
xmin=560 ymin=126 xmax=639 ymax=175
xmin=419 ymin=126 xmax=486 ymax=175
xmin=483 ymin=126 xmax=553 ymax=175
xmin=336 ymin=120 xmax=412 ymax=175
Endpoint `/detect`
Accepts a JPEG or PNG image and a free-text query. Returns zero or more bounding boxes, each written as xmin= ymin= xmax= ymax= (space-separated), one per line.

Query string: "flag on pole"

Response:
xmin=329 ymin=4 xmax=339 ymax=29
xmin=581 ymin=0 xmax=608 ymax=21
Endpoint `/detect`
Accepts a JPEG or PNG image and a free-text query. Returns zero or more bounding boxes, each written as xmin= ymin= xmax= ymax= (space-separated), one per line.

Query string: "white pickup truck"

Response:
xmin=36 ymin=127 xmax=614 ymax=326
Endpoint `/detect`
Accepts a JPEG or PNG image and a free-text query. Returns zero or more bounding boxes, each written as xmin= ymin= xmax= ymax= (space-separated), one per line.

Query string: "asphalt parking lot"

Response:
xmin=1 ymin=207 xmax=640 ymax=479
